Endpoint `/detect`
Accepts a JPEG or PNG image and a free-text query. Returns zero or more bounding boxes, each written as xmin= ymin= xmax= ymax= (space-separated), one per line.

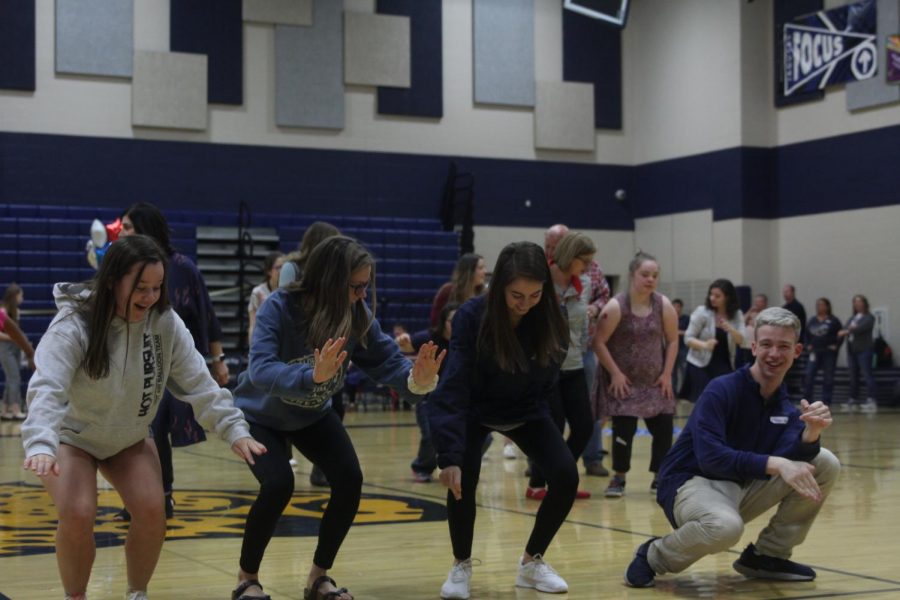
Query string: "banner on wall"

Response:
xmin=783 ymin=0 xmax=877 ymax=97
xmin=888 ymin=35 xmax=900 ymax=83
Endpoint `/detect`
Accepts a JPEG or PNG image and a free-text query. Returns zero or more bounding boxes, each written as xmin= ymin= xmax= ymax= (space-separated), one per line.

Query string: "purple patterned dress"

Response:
xmin=594 ymin=292 xmax=674 ymax=419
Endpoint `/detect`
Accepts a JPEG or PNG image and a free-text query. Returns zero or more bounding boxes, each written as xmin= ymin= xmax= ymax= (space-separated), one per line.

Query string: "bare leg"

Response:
xmin=41 ymin=444 xmax=100 ymax=597
xmin=307 ymin=564 xmax=352 ymax=600
xmin=99 ymin=439 xmax=167 ymax=594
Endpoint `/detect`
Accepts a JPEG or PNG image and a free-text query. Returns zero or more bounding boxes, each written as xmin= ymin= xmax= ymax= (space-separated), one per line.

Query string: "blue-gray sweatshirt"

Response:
xmin=656 ymin=365 xmax=821 ymax=527
xmin=234 ymin=288 xmax=422 ymax=431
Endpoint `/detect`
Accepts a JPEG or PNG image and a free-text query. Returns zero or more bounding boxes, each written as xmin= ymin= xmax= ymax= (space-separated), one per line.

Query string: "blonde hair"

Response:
xmin=754 ymin=307 xmax=801 ymax=341
xmin=553 ymin=232 xmax=596 ymax=271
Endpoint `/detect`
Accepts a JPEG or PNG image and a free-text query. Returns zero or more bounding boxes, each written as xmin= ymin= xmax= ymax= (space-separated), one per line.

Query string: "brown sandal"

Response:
xmin=303 ymin=575 xmax=353 ymax=600
xmin=232 ymin=579 xmax=271 ymax=600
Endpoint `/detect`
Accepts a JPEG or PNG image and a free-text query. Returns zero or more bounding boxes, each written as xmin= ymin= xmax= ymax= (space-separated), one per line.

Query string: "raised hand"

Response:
xmin=440 ymin=465 xmax=463 ymax=500
xmin=395 ymin=333 xmax=414 ymax=354
xmin=412 ymin=341 xmax=447 ymax=387
xmin=23 ymin=453 xmax=59 ymax=477
xmin=799 ymin=399 xmax=833 ymax=441
xmin=313 ymin=337 xmax=349 ymax=384
xmin=231 ymin=437 xmax=268 ymax=466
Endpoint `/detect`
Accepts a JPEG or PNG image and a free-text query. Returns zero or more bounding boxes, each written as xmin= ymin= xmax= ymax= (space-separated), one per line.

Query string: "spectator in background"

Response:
xmin=1 ymin=283 xmax=34 ymax=420
xmin=114 ymin=202 xmax=229 ymax=522
xmin=838 ymin=294 xmax=877 ymax=413
xmin=247 ymin=251 xmax=284 ymax=344
xmin=430 ymin=253 xmax=487 ymax=329
xmin=803 ymin=298 xmax=841 ymax=407
xmin=683 ymin=279 xmax=747 ymax=403
xmin=744 ymin=294 xmax=769 ymax=330
xmin=397 ymin=302 xmax=458 ymax=483
xmin=671 ymin=299 xmax=690 ymax=398
xmin=545 ymin=223 xmax=612 ymax=477
xmin=593 ymin=252 xmax=679 ymax=497
xmin=279 ymin=221 xmax=341 ymax=288
xmin=782 ymin=285 xmax=807 ymax=342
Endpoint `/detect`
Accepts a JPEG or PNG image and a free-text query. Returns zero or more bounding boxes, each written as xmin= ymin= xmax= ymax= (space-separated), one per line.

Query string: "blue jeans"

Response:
xmin=848 ymin=348 xmax=876 ymax=400
xmin=411 ymin=400 xmax=437 ymax=475
xmin=580 ymin=352 xmax=604 ymax=465
xmin=803 ymin=350 xmax=836 ymax=405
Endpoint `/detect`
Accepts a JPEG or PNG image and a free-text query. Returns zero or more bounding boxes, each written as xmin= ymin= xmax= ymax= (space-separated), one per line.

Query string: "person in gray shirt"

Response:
xmin=838 ymin=294 xmax=877 ymax=413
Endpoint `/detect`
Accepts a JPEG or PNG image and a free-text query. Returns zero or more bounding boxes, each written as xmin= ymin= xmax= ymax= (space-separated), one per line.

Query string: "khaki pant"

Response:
xmin=648 ymin=448 xmax=840 ymax=575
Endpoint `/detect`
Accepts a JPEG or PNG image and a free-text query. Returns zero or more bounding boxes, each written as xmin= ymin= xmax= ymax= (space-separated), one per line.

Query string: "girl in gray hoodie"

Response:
xmin=21 ymin=235 xmax=266 ymax=600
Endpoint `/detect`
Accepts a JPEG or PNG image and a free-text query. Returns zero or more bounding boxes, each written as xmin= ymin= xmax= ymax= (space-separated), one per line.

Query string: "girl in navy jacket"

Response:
xmin=429 ymin=242 xmax=576 ymax=599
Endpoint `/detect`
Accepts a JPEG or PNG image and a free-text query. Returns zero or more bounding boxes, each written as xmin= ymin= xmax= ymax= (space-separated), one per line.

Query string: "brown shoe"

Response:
xmin=585 ymin=461 xmax=610 ymax=477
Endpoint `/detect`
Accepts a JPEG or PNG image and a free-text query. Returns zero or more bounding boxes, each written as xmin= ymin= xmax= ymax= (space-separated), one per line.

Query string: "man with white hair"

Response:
xmin=625 ymin=307 xmax=839 ymax=587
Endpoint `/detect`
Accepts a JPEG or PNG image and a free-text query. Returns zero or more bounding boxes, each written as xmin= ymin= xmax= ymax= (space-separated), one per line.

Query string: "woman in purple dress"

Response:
xmin=593 ymin=252 xmax=679 ymax=498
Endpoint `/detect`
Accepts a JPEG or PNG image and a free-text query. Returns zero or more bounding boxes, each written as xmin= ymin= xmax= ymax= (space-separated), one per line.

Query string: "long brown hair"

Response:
xmin=2 ymin=283 xmax=22 ymax=323
xmin=75 ymin=235 xmax=170 ymax=379
xmin=292 ymin=236 xmax=376 ymax=350
xmin=478 ymin=242 xmax=568 ymax=372
xmin=450 ymin=253 xmax=485 ymax=304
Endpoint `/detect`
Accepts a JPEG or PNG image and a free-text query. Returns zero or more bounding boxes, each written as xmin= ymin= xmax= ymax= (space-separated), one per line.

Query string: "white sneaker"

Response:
xmin=840 ymin=401 xmax=857 ymax=413
xmin=516 ymin=554 xmax=568 ymax=593
xmin=503 ymin=443 xmax=517 ymax=459
xmin=860 ymin=398 xmax=878 ymax=413
xmin=125 ymin=592 xmax=148 ymax=600
xmin=441 ymin=558 xmax=473 ymax=599
xmin=289 ymin=458 xmax=299 ymax=467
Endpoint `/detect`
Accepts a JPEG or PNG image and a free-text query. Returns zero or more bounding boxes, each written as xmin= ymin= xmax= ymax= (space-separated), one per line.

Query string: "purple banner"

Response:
xmin=889 ymin=35 xmax=900 ymax=84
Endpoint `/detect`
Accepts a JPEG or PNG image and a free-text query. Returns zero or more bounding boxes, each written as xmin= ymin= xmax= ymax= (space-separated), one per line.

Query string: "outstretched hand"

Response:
xmin=231 ymin=437 xmax=267 ymax=466
xmin=23 ymin=453 xmax=59 ymax=477
xmin=313 ymin=337 xmax=349 ymax=384
xmin=412 ymin=341 xmax=447 ymax=387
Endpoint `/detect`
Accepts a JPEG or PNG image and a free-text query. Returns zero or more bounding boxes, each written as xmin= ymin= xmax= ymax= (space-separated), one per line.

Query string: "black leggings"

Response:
xmin=528 ymin=369 xmax=593 ymax=488
xmin=239 ymin=411 xmax=362 ymax=573
xmin=610 ymin=414 xmax=674 ymax=474
xmin=448 ymin=417 xmax=578 ymax=560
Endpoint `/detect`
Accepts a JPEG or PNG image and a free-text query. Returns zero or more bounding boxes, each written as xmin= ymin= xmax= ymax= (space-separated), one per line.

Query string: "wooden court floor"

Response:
xmin=1 ymin=405 xmax=899 ymax=599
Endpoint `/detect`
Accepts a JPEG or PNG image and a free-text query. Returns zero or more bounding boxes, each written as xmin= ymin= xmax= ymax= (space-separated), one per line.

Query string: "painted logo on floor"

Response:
xmin=0 ymin=482 xmax=447 ymax=557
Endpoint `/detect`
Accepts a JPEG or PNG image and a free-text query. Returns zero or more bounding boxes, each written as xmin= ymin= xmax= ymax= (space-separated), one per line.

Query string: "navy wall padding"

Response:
xmin=170 ymin=0 xmax=243 ymax=105
xmin=0 ymin=0 xmax=36 ymax=91
xmin=376 ymin=0 xmax=443 ymax=118
xmin=0 ymin=132 xmax=634 ymax=230
xmin=775 ymin=123 xmax=900 ymax=218
xmin=562 ymin=7 xmax=622 ymax=129
xmin=773 ymin=0 xmax=824 ymax=108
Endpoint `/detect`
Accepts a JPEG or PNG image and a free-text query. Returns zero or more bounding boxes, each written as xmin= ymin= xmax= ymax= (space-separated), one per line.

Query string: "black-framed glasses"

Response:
xmin=349 ymin=281 xmax=370 ymax=295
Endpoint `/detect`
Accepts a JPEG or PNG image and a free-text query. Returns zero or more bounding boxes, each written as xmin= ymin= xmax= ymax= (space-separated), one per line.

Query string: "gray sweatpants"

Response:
xmin=648 ymin=448 xmax=840 ymax=575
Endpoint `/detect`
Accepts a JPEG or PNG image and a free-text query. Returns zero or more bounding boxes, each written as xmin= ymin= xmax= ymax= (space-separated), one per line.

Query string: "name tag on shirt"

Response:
xmin=770 ymin=416 xmax=789 ymax=425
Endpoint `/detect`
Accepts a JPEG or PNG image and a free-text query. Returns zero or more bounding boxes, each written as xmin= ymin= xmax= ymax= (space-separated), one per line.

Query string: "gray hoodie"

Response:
xmin=22 ymin=283 xmax=250 ymax=460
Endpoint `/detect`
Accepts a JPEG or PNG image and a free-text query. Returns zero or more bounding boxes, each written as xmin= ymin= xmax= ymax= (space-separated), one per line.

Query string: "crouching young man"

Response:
xmin=625 ymin=307 xmax=840 ymax=587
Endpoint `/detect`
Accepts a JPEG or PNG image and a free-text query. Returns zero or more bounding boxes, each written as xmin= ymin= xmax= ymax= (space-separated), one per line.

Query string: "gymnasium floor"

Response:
xmin=1 ymin=405 xmax=898 ymax=599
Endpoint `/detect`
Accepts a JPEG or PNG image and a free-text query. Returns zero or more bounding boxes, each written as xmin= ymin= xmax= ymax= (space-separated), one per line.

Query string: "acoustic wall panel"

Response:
xmin=243 ymin=0 xmax=312 ymax=26
xmin=132 ymin=51 xmax=208 ymax=130
xmin=473 ymin=0 xmax=535 ymax=107
xmin=563 ymin=8 xmax=622 ymax=129
xmin=344 ymin=12 xmax=410 ymax=87
xmin=56 ymin=0 xmax=133 ymax=78
xmin=376 ymin=0 xmax=443 ymax=118
xmin=846 ymin=0 xmax=900 ymax=111
xmin=534 ymin=82 xmax=595 ymax=152
xmin=275 ymin=0 xmax=344 ymax=129
xmin=0 ymin=0 xmax=35 ymax=90
xmin=171 ymin=0 xmax=243 ymax=105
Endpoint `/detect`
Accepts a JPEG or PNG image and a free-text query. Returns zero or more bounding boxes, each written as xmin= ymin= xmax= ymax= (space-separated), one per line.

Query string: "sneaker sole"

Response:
xmin=732 ymin=561 xmax=815 ymax=581
xmin=515 ymin=576 xmax=568 ymax=593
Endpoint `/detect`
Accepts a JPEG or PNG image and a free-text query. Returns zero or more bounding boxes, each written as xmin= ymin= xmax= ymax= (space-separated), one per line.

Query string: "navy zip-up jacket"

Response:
xmin=234 ymin=288 xmax=422 ymax=431
xmin=428 ymin=295 xmax=560 ymax=469
xmin=656 ymin=365 xmax=821 ymax=527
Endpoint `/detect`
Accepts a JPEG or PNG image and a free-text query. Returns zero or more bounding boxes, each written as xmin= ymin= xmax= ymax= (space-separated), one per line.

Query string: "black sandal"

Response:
xmin=303 ymin=575 xmax=353 ymax=600
xmin=232 ymin=579 xmax=271 ymax=600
